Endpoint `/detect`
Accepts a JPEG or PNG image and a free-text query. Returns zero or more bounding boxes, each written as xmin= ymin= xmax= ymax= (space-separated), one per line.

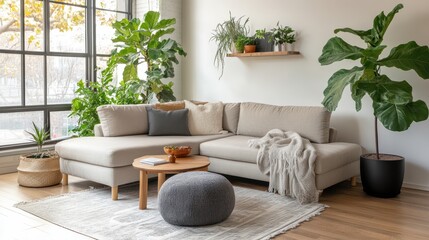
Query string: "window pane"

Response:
xmin=49 ymin=3 xmax=86 ymax=53
xmin=50 ymin=111 xmax=77 ymax=139
xmin=25 ymin=55 xmax=44 ymax=106
xmin=47 ymin=56 xmax=85 ymax=104
xmin=96 ymin=10 xmax=127 ymax=54
xmin=24 ymin=0 xmax=44 ymax=51
xmin=0 ymin=54 xmax=21 ymax=106
xmin=0 ymin=0 xmax=21 ymax=50
xmin=49 ymin=0 xmax=85 ymax=6
xmin=97 ymin=0 xmax=129 ymax=12
xmin=0 ymin=111 xmax=43 ymax=146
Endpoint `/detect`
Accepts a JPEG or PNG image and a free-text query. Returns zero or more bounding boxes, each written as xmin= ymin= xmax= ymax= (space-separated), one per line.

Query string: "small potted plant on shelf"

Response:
xmin=17 ymin=122 xmax=62 ymax=187
xmin=269 ymin=22 xmax=295 ymax=51
xmin=211 ymin=12 xmax=249 ymax=78
xmin=318 ymin=4 xmax=429 ymax=197
xmin=234 ymin=35 xmax=248 ymax=53
xmin=243 ymin=36 xmax=257 ymax=53
xmin=255 ymin=28 xmax=274 ymax=52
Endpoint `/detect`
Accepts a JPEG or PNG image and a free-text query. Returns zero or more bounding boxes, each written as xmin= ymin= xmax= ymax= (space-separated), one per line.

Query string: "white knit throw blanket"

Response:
xmin=248 ymin=129 xmax=319 ymax=204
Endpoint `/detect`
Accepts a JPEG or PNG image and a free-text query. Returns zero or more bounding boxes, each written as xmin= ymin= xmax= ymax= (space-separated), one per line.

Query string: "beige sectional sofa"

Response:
xmin=55 ymin=102 xmax=362 ymax=200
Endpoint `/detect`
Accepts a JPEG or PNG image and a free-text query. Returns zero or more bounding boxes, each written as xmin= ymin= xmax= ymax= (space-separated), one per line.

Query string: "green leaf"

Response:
xmin=154 ymin=18 xmax=176 ymax=30
xmin=334 ymin=28 xmax=373 ymax=44
xmin=370 ymin=4 xmax=403 ymax=46
xmin=122 ymin=64 xmax=137 ymax=82
xmin=374 ymin=100 xmax=428 ymax=131
xmin=358 ymin=75 xmax=413 ymax=104
xmin=350 ymin=83 xmax=366 ymax=111
xmin=378 ymin=41 xmax=429 ymax=79
xmin=144 ymin=11 xmax=160 ymax=29
xmin=318 ymin=37 xmax=364 ymax=65
xmin=322 ymin=67 xmax=364 ymax=111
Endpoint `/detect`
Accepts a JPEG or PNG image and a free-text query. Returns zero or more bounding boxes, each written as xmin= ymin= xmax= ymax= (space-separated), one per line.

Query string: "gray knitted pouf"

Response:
xmin=158 ymin=171 xmax=235 ymax=226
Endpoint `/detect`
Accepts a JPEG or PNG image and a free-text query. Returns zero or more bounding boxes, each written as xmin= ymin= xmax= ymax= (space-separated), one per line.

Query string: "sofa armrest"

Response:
xmin=94 ymin=124 xmax=104 ymax=137
xmin=329 ymin=128 xmax=337 ymax=143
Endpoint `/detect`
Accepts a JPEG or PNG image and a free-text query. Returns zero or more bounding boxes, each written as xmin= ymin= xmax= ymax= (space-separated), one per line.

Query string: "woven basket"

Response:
xmin=17 ymin=152 xmax=62 ymax=187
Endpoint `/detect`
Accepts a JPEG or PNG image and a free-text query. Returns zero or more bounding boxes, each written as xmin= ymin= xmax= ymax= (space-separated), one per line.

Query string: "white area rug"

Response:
xmin=15 ymin=183 xmax=326 ymax=240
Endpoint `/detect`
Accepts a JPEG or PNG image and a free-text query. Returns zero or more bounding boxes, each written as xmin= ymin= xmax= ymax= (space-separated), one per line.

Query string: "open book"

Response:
xmin=140 ymin=157 xmax=168 ymax=166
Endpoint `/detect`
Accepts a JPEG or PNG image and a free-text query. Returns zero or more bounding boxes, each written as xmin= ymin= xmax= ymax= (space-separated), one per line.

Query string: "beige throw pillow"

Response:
xmin=97 ymin=104 xmax=150 ymax=137
xmin=184 ymin=100 xmax=224 ymax=135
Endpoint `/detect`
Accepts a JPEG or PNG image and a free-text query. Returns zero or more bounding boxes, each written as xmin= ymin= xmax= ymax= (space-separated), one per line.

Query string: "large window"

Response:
xmin=0 ymin=0 xmax=132 ymax=148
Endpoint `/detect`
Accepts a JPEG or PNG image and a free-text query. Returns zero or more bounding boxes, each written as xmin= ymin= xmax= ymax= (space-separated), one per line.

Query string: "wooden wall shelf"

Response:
xmin=227 ymin=51 xmax=300 ymax=57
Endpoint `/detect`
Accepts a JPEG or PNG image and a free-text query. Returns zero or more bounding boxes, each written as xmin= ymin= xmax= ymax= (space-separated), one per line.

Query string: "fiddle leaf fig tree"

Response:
xmin=111 ymin=11 xmax=186 ymax=103
xmin=319 ymin=4 xmax=429 ymax=157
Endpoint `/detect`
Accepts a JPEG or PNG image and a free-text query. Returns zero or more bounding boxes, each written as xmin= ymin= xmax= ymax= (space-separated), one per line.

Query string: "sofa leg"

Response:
xmin=351 ymin=176 xmax=357 ymax=187
xmin=112 ymin=186 xmax=118 ymax=200
xmin=62 ymin=174 xmax=68 ymax=185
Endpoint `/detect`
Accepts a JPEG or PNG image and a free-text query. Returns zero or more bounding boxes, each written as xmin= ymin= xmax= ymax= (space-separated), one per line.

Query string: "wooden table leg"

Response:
xmin=139 ymin=170 xmax=148 ymax=210
xmin=158 ymin=173 xmax=166 ymax=192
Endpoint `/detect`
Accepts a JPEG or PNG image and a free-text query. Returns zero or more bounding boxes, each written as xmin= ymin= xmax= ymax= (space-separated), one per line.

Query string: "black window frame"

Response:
xmin=0 ymin=0 xmax=133 ymax=150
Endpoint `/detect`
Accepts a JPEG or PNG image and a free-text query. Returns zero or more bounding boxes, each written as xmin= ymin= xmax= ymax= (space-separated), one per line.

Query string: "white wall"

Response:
xmin=182 ymin=0 xmax=429 ymax=190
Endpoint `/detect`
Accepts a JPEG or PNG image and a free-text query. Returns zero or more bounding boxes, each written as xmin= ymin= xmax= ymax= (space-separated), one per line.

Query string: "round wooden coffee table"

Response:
xmin=132 ymin=155 xmax=210 ymax=210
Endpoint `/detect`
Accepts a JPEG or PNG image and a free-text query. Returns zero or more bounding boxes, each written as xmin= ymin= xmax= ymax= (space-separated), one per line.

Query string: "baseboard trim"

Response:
xmin=402 ymin=182 xmax=429 ymax=192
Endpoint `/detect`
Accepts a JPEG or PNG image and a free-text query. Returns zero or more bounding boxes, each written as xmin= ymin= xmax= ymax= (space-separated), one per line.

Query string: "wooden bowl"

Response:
xmin=163 ymin=146 xmax=192 ymax=158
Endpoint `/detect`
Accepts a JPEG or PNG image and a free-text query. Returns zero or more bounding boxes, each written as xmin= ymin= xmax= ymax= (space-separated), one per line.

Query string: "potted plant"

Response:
xmin=269 ymin=23 xmax=295 ymax=51
xmin=17 ymin=122 xmax=62 ymax=187
xmin=243 ymin=36 xmax=257 ymax=53
xmin=211 ymin=12 xmax=249 ymax=78
xmin=70 ymin=11 xmax=185 ymax=136
xmin=234 ymin=35 xmax=248 ymax=53
xmin=318 ymin=4 xmax=429 ymax=197
xmin=255 ymin=28 xmax=274 ymax=52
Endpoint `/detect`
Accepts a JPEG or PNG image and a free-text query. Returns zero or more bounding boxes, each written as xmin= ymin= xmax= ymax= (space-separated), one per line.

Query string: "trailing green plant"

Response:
xmin=25 ymin=122 xmax=50 ymax=158
xmin=210 ymin=12 xmax=249 ymax=78
xmin=110 ymin=11 xmax=186 ymax=103
xmin=318 ymin=3 xmax=429 ymax=158
xmin=269 ymin=22 xmax=295 ymax=45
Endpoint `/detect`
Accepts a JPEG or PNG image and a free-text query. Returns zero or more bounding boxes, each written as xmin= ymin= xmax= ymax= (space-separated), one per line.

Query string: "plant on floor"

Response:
xmin=318 ymin=3 xmax=429 ymax=158
xmin=110 ymin=11 xmax=186 ymax=103
xmin=211 ymin=12 xmax=249 ymax=78
xmin=25 ymin=122 xmax=51 ymax=158
xmin=70 ymin=11 xmax=185 ymax=136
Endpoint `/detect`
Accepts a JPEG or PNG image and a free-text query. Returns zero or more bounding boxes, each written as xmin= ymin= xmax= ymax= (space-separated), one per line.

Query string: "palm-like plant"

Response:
xmin=25 ymin=122 xmax=50 ymax=158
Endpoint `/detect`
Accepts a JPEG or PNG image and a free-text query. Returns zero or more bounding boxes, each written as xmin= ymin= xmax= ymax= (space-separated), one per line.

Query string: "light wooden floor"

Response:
xmin=1 ymin=173 xmax=428 ymax=240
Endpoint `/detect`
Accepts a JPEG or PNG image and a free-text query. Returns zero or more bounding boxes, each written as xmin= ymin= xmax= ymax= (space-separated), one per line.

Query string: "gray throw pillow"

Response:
xmin=147 ymin=107 xmax=191 ymax=136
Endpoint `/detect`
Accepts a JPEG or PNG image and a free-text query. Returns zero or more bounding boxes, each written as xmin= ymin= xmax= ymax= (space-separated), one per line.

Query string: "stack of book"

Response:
xmin=140 ymin=157 xmax=168 ymax=166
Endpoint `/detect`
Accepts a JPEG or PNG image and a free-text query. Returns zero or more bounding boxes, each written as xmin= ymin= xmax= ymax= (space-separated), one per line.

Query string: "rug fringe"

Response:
xmin=261 ymin=204 xmax=329 ymax=240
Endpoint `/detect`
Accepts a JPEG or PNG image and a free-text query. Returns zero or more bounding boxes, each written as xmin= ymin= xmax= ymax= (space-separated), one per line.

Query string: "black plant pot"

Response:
xmin=360 ymin=154 xmax=405 ymax=198
xmin=256 ymin=33 xmax=273 ymax=52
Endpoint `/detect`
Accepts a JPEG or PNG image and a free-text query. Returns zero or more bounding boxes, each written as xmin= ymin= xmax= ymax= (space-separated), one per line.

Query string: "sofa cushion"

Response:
xmin=55 ymin=134 xmax=232 ymax=168
xmin=147 ymin=107 xmax=190 ymax=136
xmin=185 ymin=100 xmax=224 ymax=135
xmin=236 ymin=102 xmax=331 ymax=143
xmin=223 ymin=103 xmax=240 ymax=134
xmin=97 ymin=104 xmax=150 ymax=137
xmin=200 ymin=135 xmax=361 ymax=174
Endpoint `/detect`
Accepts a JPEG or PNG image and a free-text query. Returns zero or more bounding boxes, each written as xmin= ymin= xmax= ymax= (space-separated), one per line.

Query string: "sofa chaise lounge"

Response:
xmin=55 ymin=101 xmax=362 ymax=200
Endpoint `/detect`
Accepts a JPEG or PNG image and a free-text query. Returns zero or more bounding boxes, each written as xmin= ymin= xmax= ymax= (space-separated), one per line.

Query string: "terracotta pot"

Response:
xmin=17 ymin=152 xmax=62 ymax=187
xmin=244 ymin=45 xmax=256 ymax=53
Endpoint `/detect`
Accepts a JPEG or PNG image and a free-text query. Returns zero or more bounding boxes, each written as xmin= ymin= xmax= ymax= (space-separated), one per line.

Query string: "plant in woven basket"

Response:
xmin=18 ymin=122 xmax=62 ymax=187
xmin=25 ymin=122 xmax=51 ymax=158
